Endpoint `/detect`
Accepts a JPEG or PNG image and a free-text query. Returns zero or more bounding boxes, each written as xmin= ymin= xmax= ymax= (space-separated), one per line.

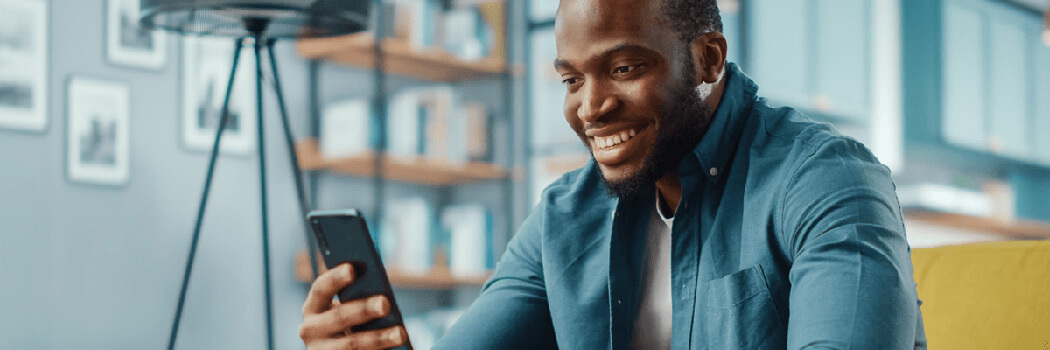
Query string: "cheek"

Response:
xmin=563 ymin=95 xmax=582 ymax=129
xmin=620 ymin=82 xmax=666 ymax=121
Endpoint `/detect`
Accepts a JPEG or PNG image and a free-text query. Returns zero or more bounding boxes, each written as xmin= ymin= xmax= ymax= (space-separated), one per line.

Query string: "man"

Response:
xmin=299 ymin=0 xmax=927 ymax=348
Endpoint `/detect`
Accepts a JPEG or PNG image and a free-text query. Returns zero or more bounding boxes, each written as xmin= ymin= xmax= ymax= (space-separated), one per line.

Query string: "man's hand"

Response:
xmin=299 ymin=263 xmax=408 ymax=350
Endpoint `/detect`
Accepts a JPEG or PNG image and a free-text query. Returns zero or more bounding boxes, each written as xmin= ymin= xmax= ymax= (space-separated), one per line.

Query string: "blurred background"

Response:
xmin=0 ymin=0 xmax=1048 ymax=348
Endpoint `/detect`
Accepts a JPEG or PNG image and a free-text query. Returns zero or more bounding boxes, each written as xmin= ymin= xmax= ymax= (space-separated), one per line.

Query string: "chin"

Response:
xmin=597 ymin=161 xmax=636 ymax=179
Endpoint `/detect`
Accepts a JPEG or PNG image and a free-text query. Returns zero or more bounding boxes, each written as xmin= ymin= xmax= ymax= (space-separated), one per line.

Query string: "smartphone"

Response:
xmin=307 ymin=209 xmax=409 ymax=339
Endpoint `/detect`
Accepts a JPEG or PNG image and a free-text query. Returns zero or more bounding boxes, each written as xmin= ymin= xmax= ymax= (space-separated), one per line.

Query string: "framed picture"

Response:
xmin=181 ymin=36 xmax=256 ymax=155
xmin=106 ymin=0 xmax=166 ymax=69
xmin=66 ymin=77 xmax=130 ymax=186
xmin=0 ymin=0 xmax=48 ymax=131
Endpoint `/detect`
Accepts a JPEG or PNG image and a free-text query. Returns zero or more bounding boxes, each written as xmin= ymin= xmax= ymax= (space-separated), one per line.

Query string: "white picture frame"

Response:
xmin=66 ymin=77 xmax=130 ymax=186
xmin=106 ymin=0 xmax=166 ymax=69
xmin=0 ymin=0 xmax=48 ymax=131
xmin=181 ymin=36 xmax=256 ymax=155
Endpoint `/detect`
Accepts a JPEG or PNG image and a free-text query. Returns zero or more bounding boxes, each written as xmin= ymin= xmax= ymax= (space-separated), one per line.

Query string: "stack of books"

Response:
xmin=371 ymin=0 xmax=502 ymax=61
xmin=319 ymin=88 xmax=489 ymax=163
xmin=387 ymin=87 xmax=490 ymax=163
xmin=378 ymin=197 xmax=495 ymax=277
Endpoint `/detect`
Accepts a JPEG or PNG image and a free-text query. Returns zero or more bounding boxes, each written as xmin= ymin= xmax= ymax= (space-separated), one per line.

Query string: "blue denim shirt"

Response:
xmin=436 ymin=63 xmax=926 ymax=349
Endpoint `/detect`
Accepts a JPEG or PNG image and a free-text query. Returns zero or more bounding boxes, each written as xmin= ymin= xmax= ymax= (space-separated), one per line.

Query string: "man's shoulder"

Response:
xmin=749 ymin=98 xmax=845 ymax=154
xmin=744 ymin=97 xmax=886 ymax=177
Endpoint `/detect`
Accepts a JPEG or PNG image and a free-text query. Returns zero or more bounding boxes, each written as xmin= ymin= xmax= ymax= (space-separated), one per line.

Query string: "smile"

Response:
xmin=592 ymin=128 xmax=639 ymax=150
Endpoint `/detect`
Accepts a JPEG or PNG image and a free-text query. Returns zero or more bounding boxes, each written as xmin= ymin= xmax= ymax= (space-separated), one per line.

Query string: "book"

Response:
xmin=387 ymin=90 xmax=422 ymax=157
xmin=380 ymin=197 xmax=435 ymax=274
xmin=320 ymin=99 xmax=370 ymax=159
xmin=461 ymin=102 xmax=488 ymax=162
xmin=442 ymin=204 xmax=493 ymax=277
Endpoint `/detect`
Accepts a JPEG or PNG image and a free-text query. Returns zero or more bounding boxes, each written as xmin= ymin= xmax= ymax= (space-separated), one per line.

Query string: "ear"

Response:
xmin=688 ymin=32 xmax=728 ymax=85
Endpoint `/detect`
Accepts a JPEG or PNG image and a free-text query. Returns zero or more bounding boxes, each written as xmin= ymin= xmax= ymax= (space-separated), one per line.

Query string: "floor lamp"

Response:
xmin=139 ymin=1 xmax=370 ymax=349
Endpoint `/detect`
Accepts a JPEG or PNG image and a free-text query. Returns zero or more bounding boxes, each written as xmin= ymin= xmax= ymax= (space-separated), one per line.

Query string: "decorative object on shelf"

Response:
xmin=65 ymin=77 xmax=130 ymax=186
xmin=181 ymin=36 xmax=256 ymax=154
xmin=107 ymin=0 xmax=166 ymax=69
xmin=0 ymin=0 xmax=47 ymax=131
xmin=139 ymin=1 xmax=370 ymax=349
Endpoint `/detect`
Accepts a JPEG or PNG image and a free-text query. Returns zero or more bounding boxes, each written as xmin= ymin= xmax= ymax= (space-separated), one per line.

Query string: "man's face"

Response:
xmin=555 ymin=0 xmax=711 ymax=197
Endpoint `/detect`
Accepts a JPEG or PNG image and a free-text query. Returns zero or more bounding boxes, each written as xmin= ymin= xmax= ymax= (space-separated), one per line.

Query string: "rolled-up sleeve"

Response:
xmin=781 ymin=138 xmax=924 ymax=349
xmin=434 ymin=202 xmax=558 ymax=349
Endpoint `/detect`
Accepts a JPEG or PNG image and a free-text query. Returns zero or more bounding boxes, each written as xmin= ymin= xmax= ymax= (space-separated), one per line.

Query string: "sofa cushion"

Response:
xmin=911 ymin=241 xmax=1050 ymax=349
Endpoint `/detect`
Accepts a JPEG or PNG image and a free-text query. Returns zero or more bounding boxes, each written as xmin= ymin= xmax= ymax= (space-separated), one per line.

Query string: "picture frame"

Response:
xmin=0 ymin=0 xmax=48 ymax=132
xmin=106 ymin=0 xmax=166 ymax=70
xmin=181 ymin=36 xmax=256 ymax=155
xmin=66 ymin=77 xmax=130 ymax=186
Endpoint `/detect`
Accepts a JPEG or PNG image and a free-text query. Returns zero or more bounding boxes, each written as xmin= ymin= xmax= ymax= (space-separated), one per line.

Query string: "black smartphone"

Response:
xmin=307 ymin=209 xmax=409 ymax=340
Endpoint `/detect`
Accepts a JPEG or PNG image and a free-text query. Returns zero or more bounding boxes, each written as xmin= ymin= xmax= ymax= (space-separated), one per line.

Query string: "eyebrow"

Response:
xmin=553 ymin=43 xmax=653 ymax=71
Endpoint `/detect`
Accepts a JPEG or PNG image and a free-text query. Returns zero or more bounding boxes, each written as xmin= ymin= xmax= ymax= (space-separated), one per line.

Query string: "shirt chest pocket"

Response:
xmin=699 ymin=265 xmax=785 ymax=350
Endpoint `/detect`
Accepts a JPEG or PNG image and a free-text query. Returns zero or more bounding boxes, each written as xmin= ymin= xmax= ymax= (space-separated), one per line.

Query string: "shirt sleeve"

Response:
xmin=780 ymin=137 xmax=923 ymax=350
xmin=433 ymin=202 xmax=558 ymax=349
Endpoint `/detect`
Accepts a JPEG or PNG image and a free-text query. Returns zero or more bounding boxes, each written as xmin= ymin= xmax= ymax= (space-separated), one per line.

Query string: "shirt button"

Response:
xmin=709 ymin=167 xmax=718 ymax=176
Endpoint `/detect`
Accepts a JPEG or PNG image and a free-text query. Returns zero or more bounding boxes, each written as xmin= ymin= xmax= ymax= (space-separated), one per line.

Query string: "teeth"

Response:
xmin=593 ymin=129 xmax=639 ymax=149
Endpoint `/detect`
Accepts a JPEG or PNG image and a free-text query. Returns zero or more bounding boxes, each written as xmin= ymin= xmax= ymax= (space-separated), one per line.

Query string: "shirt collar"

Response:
xmin=677 ymin=62 xmax=758 ymax=183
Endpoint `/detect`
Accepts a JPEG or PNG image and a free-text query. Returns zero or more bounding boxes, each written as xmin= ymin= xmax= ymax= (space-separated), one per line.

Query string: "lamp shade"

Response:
xmin=140 ymin=0 xmax=370 ymax=39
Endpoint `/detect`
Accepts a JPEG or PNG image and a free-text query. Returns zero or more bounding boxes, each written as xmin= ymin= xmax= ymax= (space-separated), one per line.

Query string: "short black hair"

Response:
xmin=660 ymin=0 xmax=723 ymax=42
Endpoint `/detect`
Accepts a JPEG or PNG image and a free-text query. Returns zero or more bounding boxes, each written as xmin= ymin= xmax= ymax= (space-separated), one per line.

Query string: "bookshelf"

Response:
xmin=296 ymin=138 xmax=507 ymax=186
xmin=297 ymin=33 xmax=506 ymax=82
xmin=294 ymin=2 xmax=517 ymax=336
xmin=903 ymin=209 xmax=1050 ymax=240
xmin=295 ymin=250 xmax=492 ymax=289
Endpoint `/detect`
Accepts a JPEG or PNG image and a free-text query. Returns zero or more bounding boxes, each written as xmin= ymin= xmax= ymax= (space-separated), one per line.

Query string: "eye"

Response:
xmin=562 ymin=77 xmax=580 ymax=87
xmin=613 ymin=65 xmax=635 ymax=74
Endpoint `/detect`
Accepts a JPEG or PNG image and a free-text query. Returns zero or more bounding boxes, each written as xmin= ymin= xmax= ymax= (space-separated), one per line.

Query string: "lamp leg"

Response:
xmin=168 ymin=38 xmax=246 ymax=350
xmin=265 ymin=38 xmax=320 ymax=279
xmin=254 ymin=37 xmax=277 ymax=350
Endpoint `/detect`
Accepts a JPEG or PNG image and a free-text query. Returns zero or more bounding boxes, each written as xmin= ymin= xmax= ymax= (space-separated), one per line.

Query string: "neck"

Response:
xmin=655 ymin=172 xmax=682 ymax=216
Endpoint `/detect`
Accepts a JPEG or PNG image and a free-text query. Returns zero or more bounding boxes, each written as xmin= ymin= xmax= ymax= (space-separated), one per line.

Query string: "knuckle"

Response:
xmin=336 ymin=302 xmax=362 ymax=325
xmin=349 ymin=333 xmax=378 ymax=350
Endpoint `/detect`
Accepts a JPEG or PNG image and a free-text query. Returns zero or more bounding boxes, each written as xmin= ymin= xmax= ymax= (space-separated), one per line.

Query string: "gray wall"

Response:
xmin=0 ymin=0 xmax=316 ymax=348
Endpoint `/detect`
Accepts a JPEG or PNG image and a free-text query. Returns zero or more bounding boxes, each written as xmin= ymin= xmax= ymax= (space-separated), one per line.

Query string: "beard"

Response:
xmin=598 ymin=66 xmax=715 ymax=199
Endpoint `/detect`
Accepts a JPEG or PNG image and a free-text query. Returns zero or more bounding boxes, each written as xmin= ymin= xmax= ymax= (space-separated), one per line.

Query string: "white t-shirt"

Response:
xmin=629 ymin=196 xmax=675 ymax=349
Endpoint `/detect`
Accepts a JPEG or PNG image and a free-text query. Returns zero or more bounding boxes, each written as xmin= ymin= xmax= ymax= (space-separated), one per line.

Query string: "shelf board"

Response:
xmin=297 ymin=33 xmax=506 ymax=81
xmin=903 ymin=208 xmax=1050 ymax=240
xmin=295 ymin=250 xmax=491 ymax=289
xmin=296 ymin=138 xmax=507 ymax=186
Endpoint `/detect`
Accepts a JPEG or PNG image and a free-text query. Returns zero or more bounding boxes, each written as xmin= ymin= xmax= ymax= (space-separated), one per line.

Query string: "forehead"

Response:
xmin=554 ymin=0 xmax=675 ymax=63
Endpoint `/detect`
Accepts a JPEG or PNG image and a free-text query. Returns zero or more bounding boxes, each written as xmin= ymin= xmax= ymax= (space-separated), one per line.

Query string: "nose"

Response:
xmin=576 ymin=80 xmax=620 ymax=123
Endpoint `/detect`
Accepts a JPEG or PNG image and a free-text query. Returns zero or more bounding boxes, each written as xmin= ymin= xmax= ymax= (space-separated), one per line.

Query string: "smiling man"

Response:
xmin=299 ymin=0 xmax=927 ymax=349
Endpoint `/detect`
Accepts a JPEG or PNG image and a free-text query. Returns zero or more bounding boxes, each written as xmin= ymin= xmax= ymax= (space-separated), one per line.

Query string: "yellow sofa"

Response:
xmin=911 ymin=241 xmax=1050 ymax=349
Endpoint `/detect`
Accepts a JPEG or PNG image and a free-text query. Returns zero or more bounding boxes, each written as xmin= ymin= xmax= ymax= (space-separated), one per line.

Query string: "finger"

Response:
xmin=340 ymin=326 xmax=407 ymax=350
xmin=301 ymin=295 xmax=390 ymax=339
xmin=303 ymin=263 xmax=354 ymax=316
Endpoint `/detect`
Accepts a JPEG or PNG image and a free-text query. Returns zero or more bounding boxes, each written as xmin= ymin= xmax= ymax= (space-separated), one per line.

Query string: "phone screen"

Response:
xmin=307 ymin=209 xmax=407 ymax=335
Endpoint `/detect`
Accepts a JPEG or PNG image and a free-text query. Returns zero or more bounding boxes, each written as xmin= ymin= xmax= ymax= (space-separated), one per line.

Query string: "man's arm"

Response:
xmin=781 ymin=137 xmax=922 ymax=349
xmin=434 ymin=203 xmax=558 ymax=349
